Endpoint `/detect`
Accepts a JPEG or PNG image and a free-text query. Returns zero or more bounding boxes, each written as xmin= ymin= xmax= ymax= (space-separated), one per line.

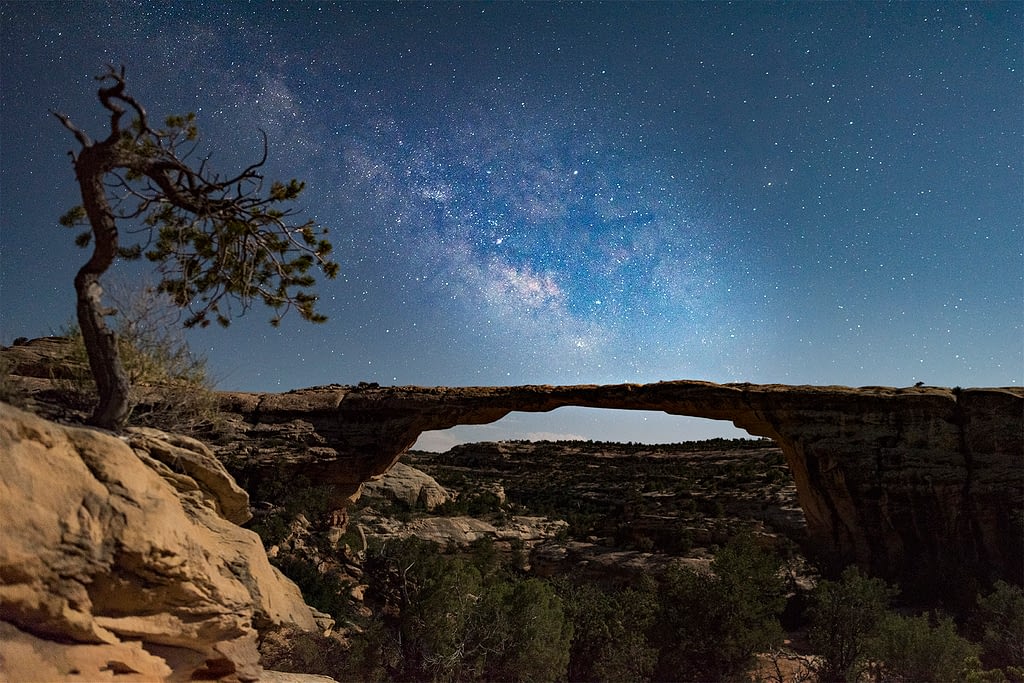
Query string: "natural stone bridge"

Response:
xmin=221 ymin=381 xmax=1023 ymax=589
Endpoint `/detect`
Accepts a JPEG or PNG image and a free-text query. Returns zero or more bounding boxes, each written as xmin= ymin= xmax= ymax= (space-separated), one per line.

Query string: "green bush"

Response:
xmin=435 ymin=488 xmax=506 ymax=518
xmin=806 ymin=568 xmax=1014 ymax=682
xmin=653 ymin=534 xmax=786 ymax=681
xmin=359 ymin=538 xmax=571 ymax=682
xmin=269 ymin=555 xmax=353 ymax=624
xmin=559 ymin=576 xmax=659 ymax=682
xmin=806 ymin=566 xmax=898 ymax=682
xmin=973 ymin=580 xmax=1024 ymax=672
xmin=471 ymin=577 xmax=573 ymax=682
xmin=244 ymin=472 xmax=336 ymax=548
xmin=868 ymin=612 xmax=980 ymax=682
xmin=258 ymin=626 xmax=355 ymax=680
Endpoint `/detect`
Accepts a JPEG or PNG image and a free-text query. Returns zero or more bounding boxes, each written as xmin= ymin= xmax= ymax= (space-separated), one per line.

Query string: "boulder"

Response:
xmin=126 ymin=426 xmax=252 ymax=525
xmin=0 ymin=402 xmax=317 ymax=682
xmin=362 ymin=461 xmax=450 ymax=510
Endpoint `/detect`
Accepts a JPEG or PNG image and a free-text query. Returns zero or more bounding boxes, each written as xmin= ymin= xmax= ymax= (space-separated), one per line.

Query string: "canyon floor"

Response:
xmin=401 ymin=438 xmax=808 ymax=573
xmin=240 ymin=435 xmax=823 ymax=679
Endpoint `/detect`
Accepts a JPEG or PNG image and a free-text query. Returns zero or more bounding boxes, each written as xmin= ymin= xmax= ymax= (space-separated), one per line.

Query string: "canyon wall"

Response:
xmin=219 ymin=381 xmax=1024 ymax=589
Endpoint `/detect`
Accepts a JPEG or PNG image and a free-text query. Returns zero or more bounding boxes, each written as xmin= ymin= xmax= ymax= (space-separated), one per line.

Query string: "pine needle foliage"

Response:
xmin=53 ymin=65 xmax=339 ymax=428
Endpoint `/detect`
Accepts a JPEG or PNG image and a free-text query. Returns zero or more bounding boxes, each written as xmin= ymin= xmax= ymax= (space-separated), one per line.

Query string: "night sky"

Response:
xmin=1 ymin=2 xmax=1021 ymax=448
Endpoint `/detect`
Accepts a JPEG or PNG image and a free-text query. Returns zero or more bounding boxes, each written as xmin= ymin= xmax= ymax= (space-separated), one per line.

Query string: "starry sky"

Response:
xmin=1 ymin=2 xmax=1021 ymax=448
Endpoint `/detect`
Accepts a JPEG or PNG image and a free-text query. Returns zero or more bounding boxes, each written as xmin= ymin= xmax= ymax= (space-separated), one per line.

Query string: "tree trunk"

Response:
xmin=74 ymin=149 xmax=131 ymax=430
xmin=75 ymin=270 xmax=130 ymax=428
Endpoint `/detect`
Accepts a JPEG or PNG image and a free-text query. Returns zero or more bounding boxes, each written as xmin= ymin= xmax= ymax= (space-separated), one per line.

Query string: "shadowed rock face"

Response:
xmin=219 ymin=381 xmax=1024 ymax=590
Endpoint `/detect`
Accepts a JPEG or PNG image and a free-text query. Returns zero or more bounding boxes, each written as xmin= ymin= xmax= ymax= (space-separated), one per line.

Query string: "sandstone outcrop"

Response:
xmin=357 ymin=513 xmax=568 ymax=550
xmin=0 ymin=402 xmax=318 ymax=682
xmin=362 ymin=461 xmax=450 ymax=511
xmin=0 ymin=335 xmax=82 ymax=380
xmin=218 ymin=382 xmax=1024 ymax=589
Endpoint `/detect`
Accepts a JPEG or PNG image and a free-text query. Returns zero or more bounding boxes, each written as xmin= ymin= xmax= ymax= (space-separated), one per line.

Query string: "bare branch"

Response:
xmin=51 ymin=110 xmax=91 ymax=147
xmin=213 ymin=129 xmax=270 ymax=190
xmin=95 ymin=64 xmax=152 ymax=140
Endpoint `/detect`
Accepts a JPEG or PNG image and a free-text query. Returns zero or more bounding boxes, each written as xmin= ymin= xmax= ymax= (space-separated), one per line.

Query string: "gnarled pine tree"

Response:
xmin=53 ymin=66 xmax=339 ymax=429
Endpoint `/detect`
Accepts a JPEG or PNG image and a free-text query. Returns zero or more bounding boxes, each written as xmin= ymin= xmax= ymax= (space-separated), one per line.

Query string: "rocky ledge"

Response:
xmin=217 ymin=381 xmax=1023 ymax=590
xmin=0 ymin=402 xmax=319 ymax=682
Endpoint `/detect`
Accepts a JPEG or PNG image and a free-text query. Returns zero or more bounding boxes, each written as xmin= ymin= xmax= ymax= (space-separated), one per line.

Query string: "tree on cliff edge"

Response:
xmin=53 ymin=65 xmax=339 ymax=429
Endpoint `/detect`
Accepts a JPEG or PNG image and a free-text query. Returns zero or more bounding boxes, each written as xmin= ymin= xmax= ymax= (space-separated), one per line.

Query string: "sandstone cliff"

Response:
xmin=216 ymin=382 xmax=1024 ymax=591
xmin=0 ymin=402 xmax=318 ymax=682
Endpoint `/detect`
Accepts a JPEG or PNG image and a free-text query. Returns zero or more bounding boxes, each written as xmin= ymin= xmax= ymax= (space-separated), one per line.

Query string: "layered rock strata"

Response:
xmin=219 ymin=382 xmax=1024 ymax=588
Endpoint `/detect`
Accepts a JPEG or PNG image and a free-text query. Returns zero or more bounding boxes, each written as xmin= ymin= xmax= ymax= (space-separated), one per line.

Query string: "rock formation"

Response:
xmin=358 ymin=510 xmax=567 ymax=551
xmin=0 ymin=402 xmax=318 ymax=682
xmin=3 ymin=337 xmax=1020 ymax=593
xmin=217 ymin=382 xmax=1024 ymax=590
xmin=362 ymin=461 xmax=451 ymax=511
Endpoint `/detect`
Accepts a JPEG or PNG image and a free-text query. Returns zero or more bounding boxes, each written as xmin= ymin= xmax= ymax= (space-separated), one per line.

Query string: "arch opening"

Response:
xmin=404 ymin=407 xmax=805 ymax=564
xmin=413 ymin=406 xmax=754 ymax=452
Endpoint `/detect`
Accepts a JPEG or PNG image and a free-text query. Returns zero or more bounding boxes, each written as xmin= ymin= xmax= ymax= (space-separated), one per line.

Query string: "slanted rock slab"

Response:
xmin=0 ymin=402 xmax=317 ymax=682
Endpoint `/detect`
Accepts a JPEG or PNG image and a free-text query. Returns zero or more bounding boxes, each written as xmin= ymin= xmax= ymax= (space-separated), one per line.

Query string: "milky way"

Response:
xmin=1 ymin=2 xmax=1021 ymax=444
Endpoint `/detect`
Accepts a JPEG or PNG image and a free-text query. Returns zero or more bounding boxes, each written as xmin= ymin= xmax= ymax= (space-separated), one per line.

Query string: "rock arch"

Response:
xmin=221 ymin=381 xmax=1024 ymax=589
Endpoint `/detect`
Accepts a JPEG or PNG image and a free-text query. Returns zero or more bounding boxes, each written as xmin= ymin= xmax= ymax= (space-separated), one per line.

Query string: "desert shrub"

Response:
xmin=244 ymin=472 xmax=337 ymax=547
xmin=435 ymin=487 xmax=506 ymax=518
xmin=258 ymin=626 xmax=354 ymax=679
xmin=271 ymin=554 xmax=353 ymax=622
xmin=359 ymin=537 xmax=571 ymax=682
xmin=47 ymin=329 xmax=96 ymax=409
xmin=399 ymin=558 xmax=483 ymax=680
xmin=868 ymin=612 xmax=980 ymax=682
xmin=470 ymin=577 xmax=573 ymax=682
xmin=652 ymin=534 xmax=786 ymax=681
xmin=559 ymin=576 xmax=659 ymax=682
xmin=806 ymin=566 xmax=898 ymax=683
xmin=55 ymin=284 xmax=220 ymax=432
xmin=972 ymin=580 xmax=1024 ymax=674
xmin=764 ymin=466 xmax=790 ymax=485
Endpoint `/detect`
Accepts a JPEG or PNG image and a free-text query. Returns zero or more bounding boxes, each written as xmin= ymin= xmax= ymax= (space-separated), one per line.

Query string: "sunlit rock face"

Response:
xmin=219 ymin=381 xmax=1023 ymax=589
xmin=0 ymin=403 xmax=317 ymax=682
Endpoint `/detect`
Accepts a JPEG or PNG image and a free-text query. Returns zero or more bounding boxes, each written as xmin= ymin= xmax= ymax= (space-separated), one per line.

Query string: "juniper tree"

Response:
xmin=53 ymin=66 xmax=339 ymax=429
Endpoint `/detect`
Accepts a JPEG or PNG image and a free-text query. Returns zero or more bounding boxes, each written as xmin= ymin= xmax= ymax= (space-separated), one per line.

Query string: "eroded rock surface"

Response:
xmin=362 ymin=461 xmax=451 ymax=511
xmin=0 ymin=402 xmax=318 ymax=682
xmin=4 ymin=337 xmax=1018 ymax=589
xmin=358 ymin=513 xmax=568 ymax=550
xmin=218 ymin=382 xmax=1024 ymax=588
